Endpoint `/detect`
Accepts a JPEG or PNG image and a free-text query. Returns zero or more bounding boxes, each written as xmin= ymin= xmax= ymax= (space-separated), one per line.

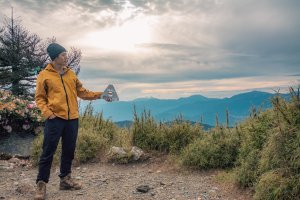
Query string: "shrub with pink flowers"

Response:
xmin=0 ymin=90 xmax=43 ymax=135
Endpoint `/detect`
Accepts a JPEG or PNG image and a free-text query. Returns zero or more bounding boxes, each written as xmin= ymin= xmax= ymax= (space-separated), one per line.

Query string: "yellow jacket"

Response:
xmin=35 ymin=63 xmax=102 ymax=120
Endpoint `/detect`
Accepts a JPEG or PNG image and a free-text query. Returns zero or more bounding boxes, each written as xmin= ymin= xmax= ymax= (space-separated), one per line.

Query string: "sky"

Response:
xmin=0 ymin=0 xmax=299 ymax=100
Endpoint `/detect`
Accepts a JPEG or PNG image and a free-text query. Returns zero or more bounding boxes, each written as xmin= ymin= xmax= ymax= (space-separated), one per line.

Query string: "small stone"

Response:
xmin=136 ymin=185 xmax=151 ymax=193
xmin=159 ymin=181 xmax=166 ymax=186
xmin=130 ymin=146 xmax=144 ymax=161
xmin=208 ymin=189 xmax=217 ymax=194
xmin=100 ymin=178 xmax=108 ymax=183
xmin=8 ymin=157 xmax=19 ymax=164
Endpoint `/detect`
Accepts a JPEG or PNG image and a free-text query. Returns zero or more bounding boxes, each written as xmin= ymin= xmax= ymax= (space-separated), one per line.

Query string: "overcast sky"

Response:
xmin=1 ymin=0 xmax=299 ymax=100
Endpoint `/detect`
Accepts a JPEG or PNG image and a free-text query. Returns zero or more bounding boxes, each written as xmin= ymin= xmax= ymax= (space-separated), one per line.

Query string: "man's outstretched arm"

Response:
xmin=76 ymin=78 xmax=103 ymax=100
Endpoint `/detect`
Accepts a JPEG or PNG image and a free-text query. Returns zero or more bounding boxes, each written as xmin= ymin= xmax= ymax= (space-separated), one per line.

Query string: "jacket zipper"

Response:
xmin=60 ymin=75 xmax=70 ymax=120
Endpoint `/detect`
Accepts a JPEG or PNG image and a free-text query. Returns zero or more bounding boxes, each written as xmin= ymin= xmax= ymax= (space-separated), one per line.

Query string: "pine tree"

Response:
xmin=0 ymin=12 xmax=45 ymax=96
xmin=0 ymin=9 xmax=82 ymax=97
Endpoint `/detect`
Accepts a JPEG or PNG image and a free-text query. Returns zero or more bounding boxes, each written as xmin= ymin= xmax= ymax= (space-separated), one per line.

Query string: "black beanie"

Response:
xmin=47 ymin=43 xmax=66 ymax=60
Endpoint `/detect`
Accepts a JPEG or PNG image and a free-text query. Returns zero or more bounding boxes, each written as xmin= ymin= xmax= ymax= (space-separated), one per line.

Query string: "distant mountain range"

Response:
xmin=79 ymin=91 xmax=289 ymax=126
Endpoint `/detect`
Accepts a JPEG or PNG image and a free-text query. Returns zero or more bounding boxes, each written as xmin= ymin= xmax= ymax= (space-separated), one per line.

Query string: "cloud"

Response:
xmin=0 ymin=0 xmax=299 ymax=100
xmin=78 ymin=41 xmax=297 ymax=83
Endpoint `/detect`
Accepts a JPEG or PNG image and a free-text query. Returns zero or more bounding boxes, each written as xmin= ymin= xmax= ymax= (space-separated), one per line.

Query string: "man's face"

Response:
xmin=55 ymin=52 xmax=68 ymax=66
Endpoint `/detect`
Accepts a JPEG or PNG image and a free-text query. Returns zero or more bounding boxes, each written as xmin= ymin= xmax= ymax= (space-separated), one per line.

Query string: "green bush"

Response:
xmin=258 ymin=128 xmax=300 ymax=176
xmin=132 ymin=109 xmax=204 ymax=153
xmin=235 ymin=88 xmax=300 ymax=199
xmin=235 ymin=110 xmax=275 ymax=187
xmin=253 ymin=91 xmax=300 ymax=199
xmin=110 ymin=128 xmax=132 ymax=150
xmin=132 ymin=108 xmax=164 ymax=151
xmin=180 ymin=127 xmax=239 ymax=169
xmin=258 ymin=92 xmax=300 ymax=175
xmin=235 ymin=149 xmax=261 ymax=187
xmin=254 ymin=171 xmax=294 ymax=200
xmin=75 ymin=128 xmax=108 ymax=162
xmin=163 ymin=118 xmax=204 ymax=154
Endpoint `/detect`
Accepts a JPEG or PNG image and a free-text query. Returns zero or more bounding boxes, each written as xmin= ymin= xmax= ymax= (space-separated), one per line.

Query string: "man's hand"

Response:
xmin=100 ymin=92 xmax=113 ymax=102
xmin=49 ymin=114 xmax=56 ymax=119
xmin=101 ymin=84 xmax=119 ymax=102
xmin=103 ymin=95 xmax=113 ymax=102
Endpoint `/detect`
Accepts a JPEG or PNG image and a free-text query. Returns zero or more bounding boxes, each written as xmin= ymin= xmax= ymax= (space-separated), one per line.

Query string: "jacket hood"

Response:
xmin=45 ymin=63 xmax=70 ymax=73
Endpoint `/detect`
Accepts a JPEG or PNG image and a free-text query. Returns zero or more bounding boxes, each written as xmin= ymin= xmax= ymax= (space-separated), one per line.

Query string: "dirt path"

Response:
xmin=0 ymin=156 xmax=252 ymax=200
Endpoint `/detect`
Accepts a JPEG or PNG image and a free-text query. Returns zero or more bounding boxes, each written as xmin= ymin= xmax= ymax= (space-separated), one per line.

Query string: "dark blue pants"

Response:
xmin=36 ymin=117 xmax=78 ymax=183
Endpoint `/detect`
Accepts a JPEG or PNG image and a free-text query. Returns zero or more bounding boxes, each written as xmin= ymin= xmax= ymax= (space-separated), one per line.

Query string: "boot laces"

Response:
xmin=65 ymin=175 xmax=76 ymax=186
xmin=37 ymin=181 xmax=45 ymax=192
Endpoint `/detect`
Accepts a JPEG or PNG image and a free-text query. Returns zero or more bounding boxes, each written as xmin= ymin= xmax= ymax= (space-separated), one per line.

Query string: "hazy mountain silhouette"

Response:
xmin=79 ymin=91 xmax=288 ymax=126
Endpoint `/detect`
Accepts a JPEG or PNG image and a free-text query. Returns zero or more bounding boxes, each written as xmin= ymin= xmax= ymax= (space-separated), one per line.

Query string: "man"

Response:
xmin=34 ymin=43 xmax=108 ymax=200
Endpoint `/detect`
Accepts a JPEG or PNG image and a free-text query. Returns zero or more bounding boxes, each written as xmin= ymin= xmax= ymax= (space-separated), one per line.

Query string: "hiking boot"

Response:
xmin=34 ymin=181 xmax=46 ymax=200
xmin=59 ymin=174 xmax=82 ymax=190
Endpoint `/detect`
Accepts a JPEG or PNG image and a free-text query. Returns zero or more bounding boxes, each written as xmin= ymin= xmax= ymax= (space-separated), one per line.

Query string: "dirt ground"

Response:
xmin=0 ymin=155 xmax=252 ymax=200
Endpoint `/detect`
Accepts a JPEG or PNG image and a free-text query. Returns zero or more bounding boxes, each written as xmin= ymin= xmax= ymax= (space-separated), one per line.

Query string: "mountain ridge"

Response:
xmin=79 ymin=91 xmax=289 ymax=126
